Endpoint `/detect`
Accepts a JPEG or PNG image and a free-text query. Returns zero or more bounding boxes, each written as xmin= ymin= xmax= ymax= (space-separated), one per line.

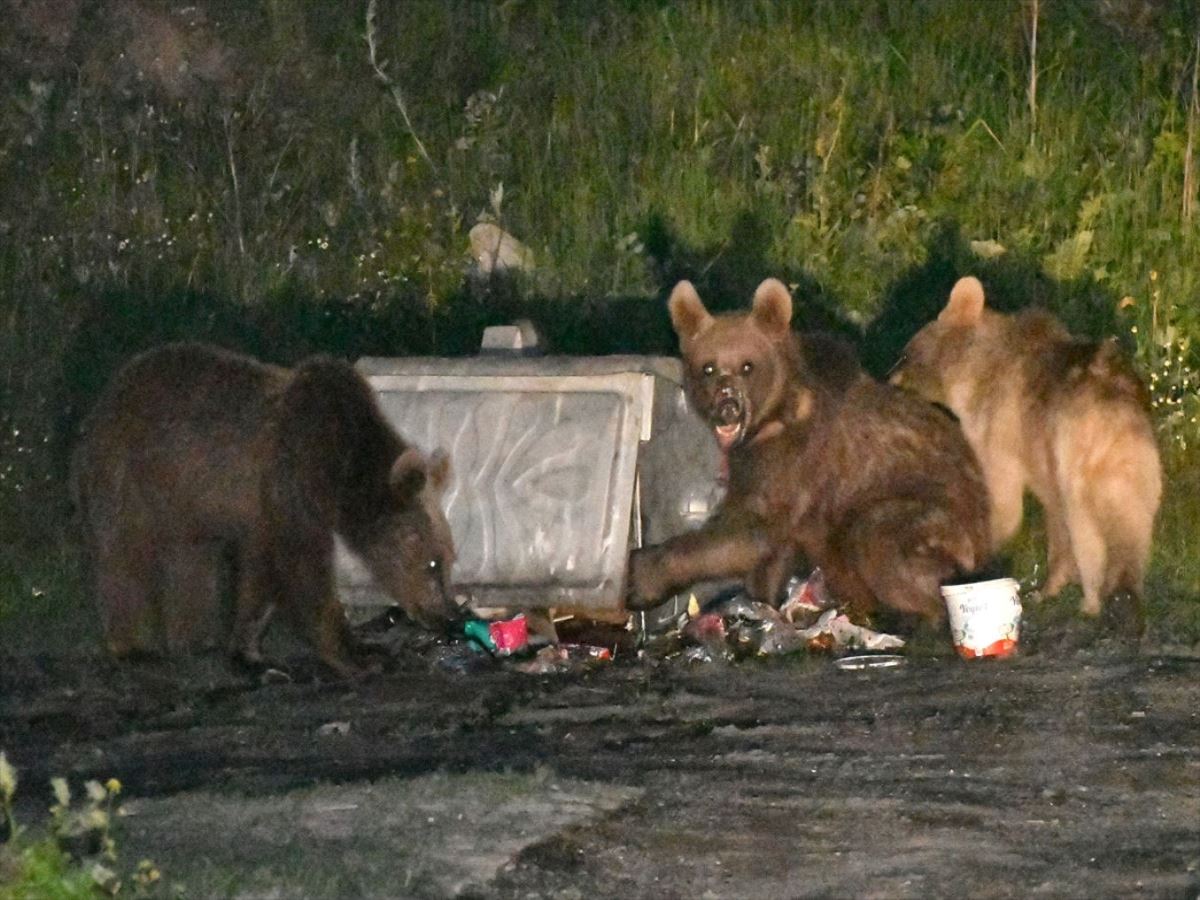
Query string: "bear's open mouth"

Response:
xmin=713 ymin=421 xmax=744 ymax=450
xmin=711 ymin=390 xmax=748 ymax=449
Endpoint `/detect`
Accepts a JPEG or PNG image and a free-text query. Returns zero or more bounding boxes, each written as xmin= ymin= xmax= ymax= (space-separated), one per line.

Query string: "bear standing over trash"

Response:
xmin=627 ymin=278 xmax=993 ymax=628
xmin=72 ymin=342 xmax=461 ymax=677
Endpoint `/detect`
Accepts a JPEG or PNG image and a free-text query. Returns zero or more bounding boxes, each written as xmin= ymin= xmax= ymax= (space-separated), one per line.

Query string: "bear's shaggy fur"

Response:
xmin=72 ymin=342 xmax=459 ymax=676
xmin=628 ymin=279 xmax=992 ymax=626
xmin=892 ymin=276 xmax=1161 ymax=630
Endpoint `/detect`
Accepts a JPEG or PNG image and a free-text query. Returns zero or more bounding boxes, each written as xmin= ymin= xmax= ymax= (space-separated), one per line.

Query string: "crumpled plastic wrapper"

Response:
xmin=779 ymin=568 xmax=836 ymax=626
xmin=672 ymin=569 xmax=905 ymax=659
xmin=709 ymin=595 xmax=806 ymax=656
xmin=796 ymin=608 xmax=906 ymax=652
xmin=511 ymin=643 xmax=613 ymax=675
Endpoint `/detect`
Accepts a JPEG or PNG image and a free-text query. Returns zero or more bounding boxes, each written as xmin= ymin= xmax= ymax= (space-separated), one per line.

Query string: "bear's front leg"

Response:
xmin=283 ymin=550 xmax=377 ymax=679
xmin=231 ymin=540 xmax=280 ymax=670
xmin=626 ymin=516 xmax=772 ymax=611
xmin=745 ymin=543 xmax=800 ymax=607
xmin=310 ymin=599 xmax=380 ymax=679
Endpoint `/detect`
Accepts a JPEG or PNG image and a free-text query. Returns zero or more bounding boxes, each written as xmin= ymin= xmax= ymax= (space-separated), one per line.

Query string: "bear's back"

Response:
xmin=819 ymin=378 xmax=982 ymax=498
xmin=75 ymin=342 xmax=289 ymax=539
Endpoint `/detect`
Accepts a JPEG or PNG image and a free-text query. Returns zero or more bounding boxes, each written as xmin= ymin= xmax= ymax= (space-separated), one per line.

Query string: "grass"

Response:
xmin=0 ymin=757 xmax=163 ymax=899
xmin=0 ymin=544 xmax=93 ymax=655
xmin=0 ymin=0 xmax=1198 ymax=639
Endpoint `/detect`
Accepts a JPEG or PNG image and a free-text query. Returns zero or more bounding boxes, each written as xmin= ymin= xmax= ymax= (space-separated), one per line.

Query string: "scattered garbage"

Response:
xmin=317 ymin=721 xmax=352 ymax=737
xmin=681 ymin=612 xmax=727 ymax=655
xmin=352 ymin=605 xmax=620 ymax=676
xmin=463 ymin=614 xmax=530 ymax=656
xmin=708 ymin=595 xmax=805 ymax=656
xmin=454 ymin=611 xmax=620 ymax=674
xmin=797 ymin=609 xmax=906 ymax=652
xmin=660 ymin=568 xmax=906 ymax=663
xmin=835 ymin=654 xmax=906 ymax=671
xmin=491 ymin=615 xmax=531 ymax=655
xmin=462 ymin=619 xmax=496 ymax=653
xmin=351 ymin=568 xmax=911 ymax=675
xmin=511 ymin=644 xmax=613 ymax=675
xmin=681 ymin=645 xmax=726 ymax=665
xmin=779 ymin=568 xmax=836 ymax=626
xmin=430 ymin=642 xmax=497 ymax=675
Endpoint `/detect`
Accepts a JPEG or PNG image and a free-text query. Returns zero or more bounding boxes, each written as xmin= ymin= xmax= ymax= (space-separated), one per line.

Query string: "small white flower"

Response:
xmin=0 ymin=752 xmax=16 ymax=801
xmin=51 ymin=776 xmax=71 ymax=808
xmin=85 ymin=780 xmax=107 ymax=803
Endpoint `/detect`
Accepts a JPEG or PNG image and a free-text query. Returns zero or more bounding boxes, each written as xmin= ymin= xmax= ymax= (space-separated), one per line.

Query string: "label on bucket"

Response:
xmin=940 ymin=578 xmax=1021 ymax=659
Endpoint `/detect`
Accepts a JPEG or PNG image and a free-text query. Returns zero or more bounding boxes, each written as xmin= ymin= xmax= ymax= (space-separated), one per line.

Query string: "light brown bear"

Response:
xmin=891 ymin=276 xmax=1162 ymax=630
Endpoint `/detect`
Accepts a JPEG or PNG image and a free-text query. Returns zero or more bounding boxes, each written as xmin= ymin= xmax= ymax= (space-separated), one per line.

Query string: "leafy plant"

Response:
xmin=1131 ymin=270 xmax=1200 ymax=454
xmin=0 ymin=755 xmax=164 ymax=898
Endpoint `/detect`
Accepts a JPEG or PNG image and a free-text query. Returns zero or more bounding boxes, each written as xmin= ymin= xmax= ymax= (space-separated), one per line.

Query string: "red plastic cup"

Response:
xmin=489 ymin=614 xmax=529 ymax=655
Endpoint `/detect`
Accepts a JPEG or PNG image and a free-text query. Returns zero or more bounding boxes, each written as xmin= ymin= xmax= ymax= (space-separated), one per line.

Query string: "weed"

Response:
xmin=1127 ymin=270 xmax=1200 ymax=454
xmin=0 ymin=755 xmax=166 ymax=897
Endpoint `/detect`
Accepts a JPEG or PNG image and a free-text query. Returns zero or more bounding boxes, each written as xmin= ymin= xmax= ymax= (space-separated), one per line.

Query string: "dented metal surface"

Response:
xmin=336 ymin=355 xmax=723 ymax=613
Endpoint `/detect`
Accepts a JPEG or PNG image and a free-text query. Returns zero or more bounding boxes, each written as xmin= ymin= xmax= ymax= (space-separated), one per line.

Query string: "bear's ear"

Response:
xmin=751 ymin=279 xmax=793 ymax=335
xmin=668 ymin=281 xmax=713 ymax=341
xmin=389 ymin=447 xmax=429 ymax=500
xmin=938 ymin=276 xmax=986 ymax=327
xmin=426 ymin=449 xmax=452 ymax=495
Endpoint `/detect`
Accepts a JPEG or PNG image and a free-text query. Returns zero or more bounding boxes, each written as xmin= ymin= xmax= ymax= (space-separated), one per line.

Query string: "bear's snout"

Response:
xmin=708 ymin=384 xmax=748 ymax=450
xmin=716 ymin=393 xmax=742 ymax=425
xmin=714 ymin=385 xmax=745 ymax=421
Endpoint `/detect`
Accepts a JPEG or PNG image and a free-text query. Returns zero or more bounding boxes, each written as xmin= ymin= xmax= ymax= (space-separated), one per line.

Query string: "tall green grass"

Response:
xmin=1 ymin=0 xmax=1198 ymax=634
xmin=5 ymin=2 xmax=1197 ymax=316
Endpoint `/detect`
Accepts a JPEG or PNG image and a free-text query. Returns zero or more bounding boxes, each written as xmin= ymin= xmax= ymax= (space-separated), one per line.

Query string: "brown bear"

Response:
xmin=627 ymin=278 xmax=993 ymax=628
xmin=890 ymin=276 xmax=1162 ymax=630
xmin=72 ymin=341 xmax=461 ymax=677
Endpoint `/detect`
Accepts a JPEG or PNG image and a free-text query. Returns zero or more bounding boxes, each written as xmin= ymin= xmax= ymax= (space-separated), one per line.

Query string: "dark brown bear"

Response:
xmin=627 ymin=279 xmax=992 ymax=627
xmin=72 ymin=341 xmax=460 ymax=677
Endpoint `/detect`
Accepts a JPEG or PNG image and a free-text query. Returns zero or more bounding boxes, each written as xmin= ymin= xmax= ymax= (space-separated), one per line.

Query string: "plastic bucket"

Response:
xmin=940 ymin=578 xmax=1022 ymax=659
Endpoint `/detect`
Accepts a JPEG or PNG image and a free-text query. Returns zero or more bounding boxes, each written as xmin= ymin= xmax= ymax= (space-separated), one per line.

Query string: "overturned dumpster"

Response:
xmin=335 ymin=338 xmax=723 ymax=622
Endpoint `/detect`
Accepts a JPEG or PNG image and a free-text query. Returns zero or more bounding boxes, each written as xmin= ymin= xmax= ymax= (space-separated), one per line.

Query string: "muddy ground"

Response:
xmin=1 ymin=612 xmax=1199 ymax=899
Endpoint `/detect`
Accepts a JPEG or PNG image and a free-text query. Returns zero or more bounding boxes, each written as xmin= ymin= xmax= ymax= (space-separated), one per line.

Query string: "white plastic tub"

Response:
xmin=941 ymin=578 xmax=1022 ymax=659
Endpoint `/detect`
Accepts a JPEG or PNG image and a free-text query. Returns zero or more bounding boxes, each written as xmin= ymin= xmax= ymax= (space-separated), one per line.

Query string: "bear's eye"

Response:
xmin=741 ymin=361 xmax=754 ymax=374
xmin=701 ymin=363 xmax=716 ymax=377
xmin=427 ymin=559 xmax=441 ymax=572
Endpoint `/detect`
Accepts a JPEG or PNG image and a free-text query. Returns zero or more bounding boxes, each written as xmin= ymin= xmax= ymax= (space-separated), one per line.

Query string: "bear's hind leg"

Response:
xmin=93 ymin=536 xmax=163 ymax=657
xmin=160 ymin=541 xmax=227 ymax=654
xmin=1041 ymin=498 xmax=1080 ymax=598
xmin=833 ymin=499 xmax=978 ymax=626
xmin=1063 ymin=499 xmax=1108 ymax=618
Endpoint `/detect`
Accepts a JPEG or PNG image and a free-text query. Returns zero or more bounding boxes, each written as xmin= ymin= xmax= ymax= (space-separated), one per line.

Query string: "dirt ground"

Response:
xmin=1 ymin=611 xmax=1199 ymax=900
